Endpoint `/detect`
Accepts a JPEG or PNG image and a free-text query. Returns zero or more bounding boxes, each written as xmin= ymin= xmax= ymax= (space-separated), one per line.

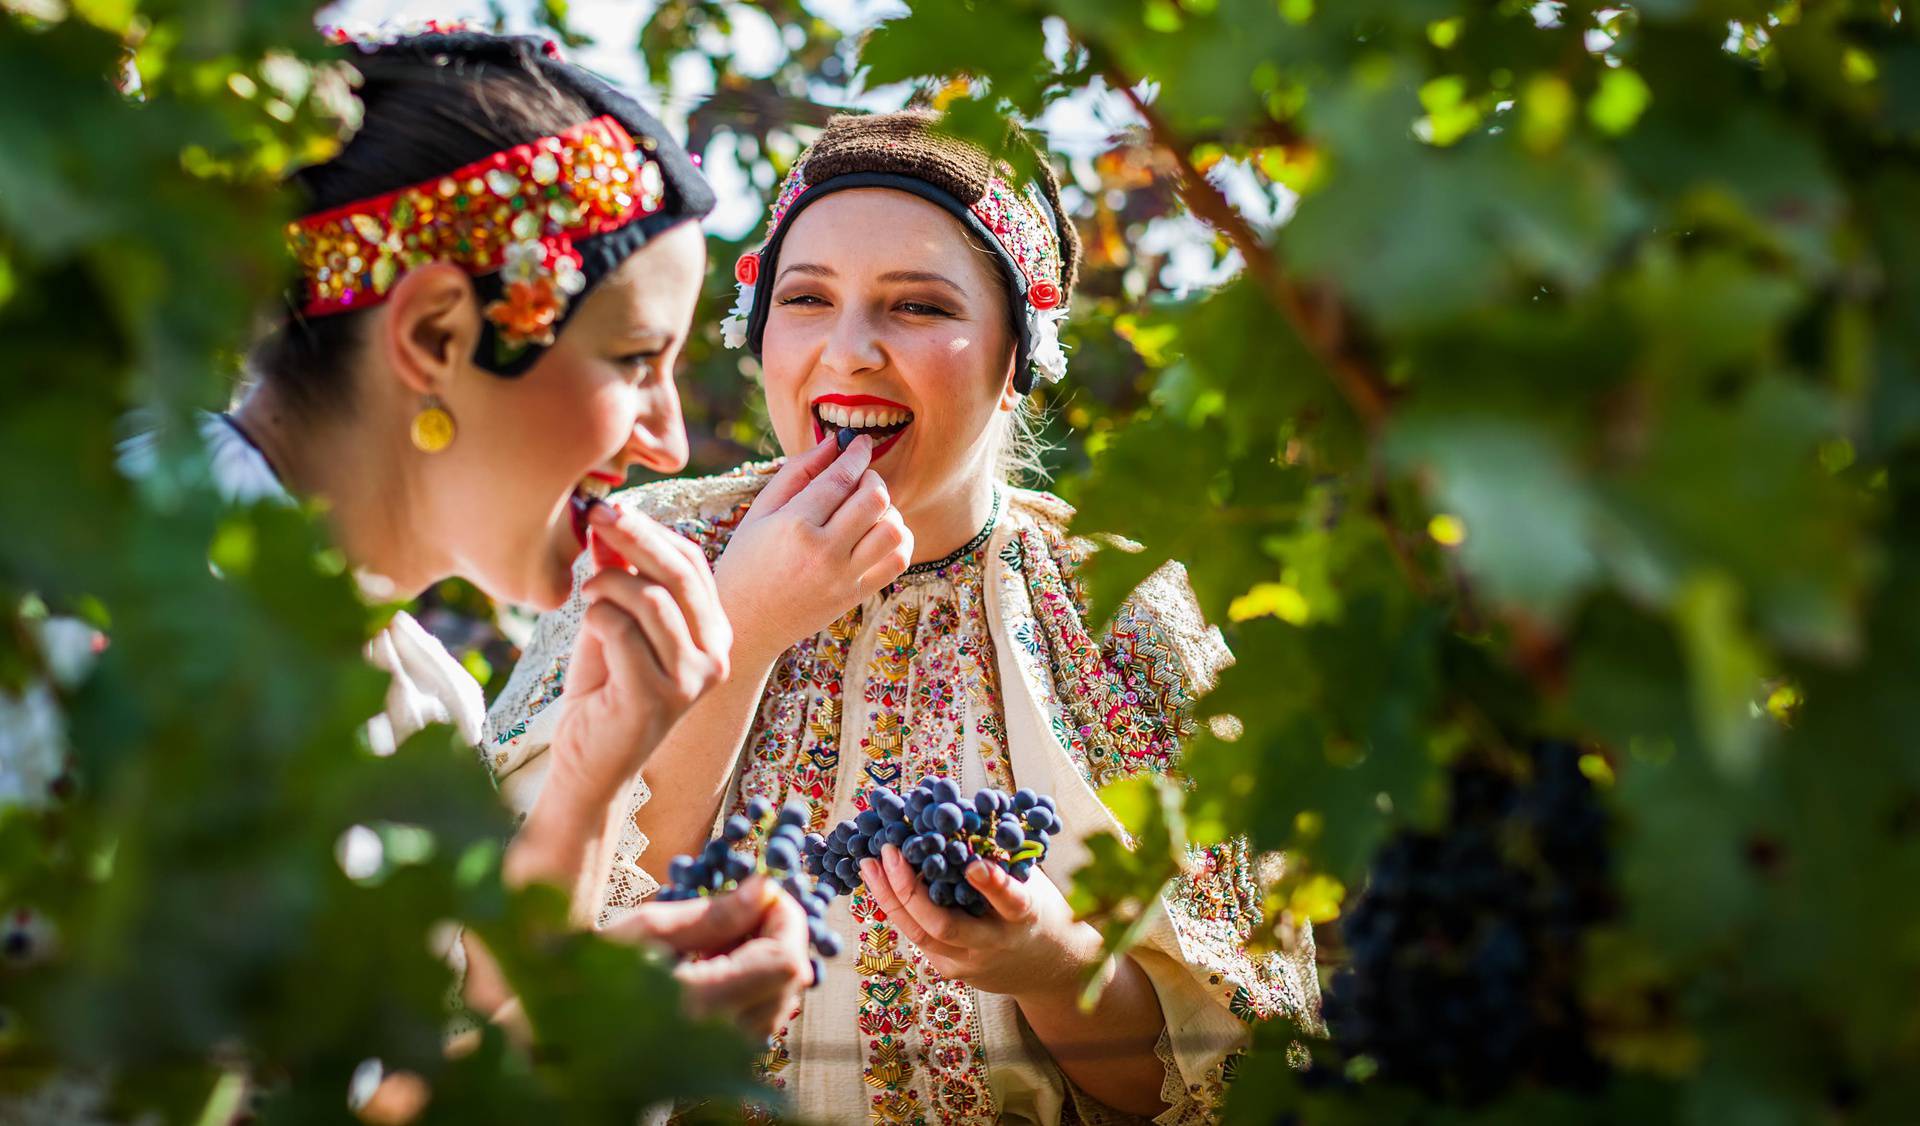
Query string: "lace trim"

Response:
xmin=1150 ymin=1027 xmax=1215 ymax=1126
xmin=595 ymin=771 xmax=661 ymax=928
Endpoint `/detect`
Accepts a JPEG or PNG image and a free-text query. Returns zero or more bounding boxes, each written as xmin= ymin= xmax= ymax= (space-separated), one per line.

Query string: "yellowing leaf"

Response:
xmin=1427 ymin=513 xmax=1467 ymax=546
xmin=1418 ymin=75 xmax=1481 ymax=146
xmin=1230 ymin=582 xmax=1311 ymax=625
xmin=1588 ymin=67 xmax=1651 ymax=136
xmin=1286 ymin=873 xmax=1345 ymax=923
xmin=1521 ymin=74 xmax=1574 ymax=153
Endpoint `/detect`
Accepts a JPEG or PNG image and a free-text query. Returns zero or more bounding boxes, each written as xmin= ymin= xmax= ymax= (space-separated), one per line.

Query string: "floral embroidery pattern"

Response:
xmin=488 ymin=654 xmax=568 ymax=752
xmin=286 ymin=115 xmax=664 ymax=344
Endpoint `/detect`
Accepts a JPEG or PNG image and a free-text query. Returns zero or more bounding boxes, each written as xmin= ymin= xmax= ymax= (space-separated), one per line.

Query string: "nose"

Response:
xmin=624 ymin=378 xmax=689 ymax=475
xmin=818 ymin=303 xmax=886 ymax=381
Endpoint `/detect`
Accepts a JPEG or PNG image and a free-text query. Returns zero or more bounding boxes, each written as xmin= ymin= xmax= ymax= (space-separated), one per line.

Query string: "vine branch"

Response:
xmin=1101 ymin=64 xmax=1394 ymax=429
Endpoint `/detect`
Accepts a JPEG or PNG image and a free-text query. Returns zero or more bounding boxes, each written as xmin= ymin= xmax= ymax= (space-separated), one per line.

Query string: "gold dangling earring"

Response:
xmin=410 ymin=394 xmax=455 ymax=453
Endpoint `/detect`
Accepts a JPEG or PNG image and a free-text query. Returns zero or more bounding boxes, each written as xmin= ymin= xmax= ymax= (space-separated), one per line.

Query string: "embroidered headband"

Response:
xmin=288 ymin=116 xmax=662 ymax=337
xmin=720 ymin=110 xmax=1079 ymax=393
xmin=283 ymin=31 xmax=716 ymax=375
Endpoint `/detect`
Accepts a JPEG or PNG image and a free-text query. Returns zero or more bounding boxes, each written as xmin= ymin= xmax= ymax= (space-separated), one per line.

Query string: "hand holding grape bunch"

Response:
xmin=804 ymin=778 xmax=1060 ymax=914
xmin=805 ymin=778 xmax=1102 ymax=1001
xmin=657 ymin=797 xmax=845 ymax=989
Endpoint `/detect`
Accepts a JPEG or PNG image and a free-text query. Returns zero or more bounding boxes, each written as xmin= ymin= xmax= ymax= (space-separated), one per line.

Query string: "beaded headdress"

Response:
xmin=721 ymin=110 xmax=1079 ymax=393
xmin=285 ymin=30 xmax=715 ymax=376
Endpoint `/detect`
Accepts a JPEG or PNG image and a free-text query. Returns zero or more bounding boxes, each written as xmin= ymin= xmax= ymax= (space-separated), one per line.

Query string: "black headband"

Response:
xmin=739 ymin=171 xmax=1041 ymax=393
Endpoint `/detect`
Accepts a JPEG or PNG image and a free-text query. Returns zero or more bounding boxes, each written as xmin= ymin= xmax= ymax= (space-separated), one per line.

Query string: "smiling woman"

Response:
xmin=490 ymin=109 xmax=1320 ymax=1124
xmin=127 ymin=25 xmax=814 ymax=1054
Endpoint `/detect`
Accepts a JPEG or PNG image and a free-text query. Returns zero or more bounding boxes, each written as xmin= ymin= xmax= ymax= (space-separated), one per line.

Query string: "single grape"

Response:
xmin=994 ymin=821 xmax=1025 ymax=851
xmin=745 ymin=796 xmax=773 ymax=822
xmin=930 ymin=803 xmax=964 ymax=837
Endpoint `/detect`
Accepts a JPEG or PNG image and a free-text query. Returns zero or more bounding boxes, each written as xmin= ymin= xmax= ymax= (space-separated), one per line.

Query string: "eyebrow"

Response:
xmin=617 ymin=325 xmax=674 ymax=348
xmin=774 ymin=263 xmax=968 ymax=293
xmin=879 ymin=269 xmax=966 ymax=292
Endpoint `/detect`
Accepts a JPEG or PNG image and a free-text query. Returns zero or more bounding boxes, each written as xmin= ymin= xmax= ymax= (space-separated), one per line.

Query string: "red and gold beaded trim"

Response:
xmin=285 ymin=115 xmax=665 ymax=347
xmin=735 ymin=158 xmax=1063 ymax=314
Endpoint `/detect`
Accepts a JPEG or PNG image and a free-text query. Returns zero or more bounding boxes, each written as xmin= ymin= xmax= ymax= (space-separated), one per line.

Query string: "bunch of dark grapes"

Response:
xmin=1320 ymin=739 xmax=1615 ymax=1104
xmin=657 ymin=796 xmax=844 ymax=986
xmin=802 ymin=777 xmax=1061 ymax=916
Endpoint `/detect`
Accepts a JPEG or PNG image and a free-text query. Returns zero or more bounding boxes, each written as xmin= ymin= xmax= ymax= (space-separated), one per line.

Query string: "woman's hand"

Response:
xmin=506 ymin=502 xmax=731 ymax=894
xmin=858 ymin=845 xmax=1104 ymax=1003
xmin=715 ymin=434 xmax=913 ymax=666
xmin=606 ymin=875 xmax=814 ymax=1040
xmin=546 ymin=501 xmax=733 ymax=807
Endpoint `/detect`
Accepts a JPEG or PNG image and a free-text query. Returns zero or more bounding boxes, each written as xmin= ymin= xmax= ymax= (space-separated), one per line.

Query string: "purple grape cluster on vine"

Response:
xmin=1318 ymin=739 xmax=1616 ymax=1104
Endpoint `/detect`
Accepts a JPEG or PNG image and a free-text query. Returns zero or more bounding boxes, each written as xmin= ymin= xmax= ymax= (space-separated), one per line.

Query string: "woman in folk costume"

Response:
xmin=141 ymin=27 xmax=808 ymax=1038
xmin=487 ymin=109 xmax=1319 ymax=1123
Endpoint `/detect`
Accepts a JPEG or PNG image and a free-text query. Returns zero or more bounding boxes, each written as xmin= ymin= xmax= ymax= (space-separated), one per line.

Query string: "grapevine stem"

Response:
xmin=1092 ymin=57 xmax=1394 ymax=429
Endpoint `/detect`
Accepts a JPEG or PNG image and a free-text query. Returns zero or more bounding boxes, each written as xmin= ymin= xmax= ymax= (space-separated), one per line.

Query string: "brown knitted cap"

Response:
xmin=797 ymin=109 xmax=1082 ymax=295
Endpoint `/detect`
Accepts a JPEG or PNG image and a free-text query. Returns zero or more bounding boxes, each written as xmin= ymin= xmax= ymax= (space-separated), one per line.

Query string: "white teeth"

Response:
xmin=814 ymin=402 xmax=913 ymax=430
xmin=579 ymin=477 xmax=611 ymax=499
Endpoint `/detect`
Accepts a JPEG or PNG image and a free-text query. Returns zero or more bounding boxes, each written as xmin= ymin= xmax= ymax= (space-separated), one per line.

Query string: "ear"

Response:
xmin=997 ymin=351 xmax=1024 ymax=413
xmin=377 ymin=263 xmax=482 ymax=398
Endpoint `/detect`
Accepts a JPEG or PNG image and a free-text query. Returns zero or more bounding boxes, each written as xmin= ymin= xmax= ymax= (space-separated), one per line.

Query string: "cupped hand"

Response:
xmin=858 ymin=846 xmax=1103 ymax=1002
xmin=715 ymin=434 xmax=913 ymax=665
xmin=607 ymin=875 xmax=814 ymax=1040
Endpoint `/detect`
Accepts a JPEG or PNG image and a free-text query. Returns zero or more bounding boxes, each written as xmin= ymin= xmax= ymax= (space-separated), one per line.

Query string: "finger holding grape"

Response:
xmin=713 ymin=433 xmax=913 ymax=666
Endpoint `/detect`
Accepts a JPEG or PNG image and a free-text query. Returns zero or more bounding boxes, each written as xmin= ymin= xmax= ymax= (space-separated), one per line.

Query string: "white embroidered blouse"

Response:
xmin=485 ymin=465 xmax=1321 ymax=1125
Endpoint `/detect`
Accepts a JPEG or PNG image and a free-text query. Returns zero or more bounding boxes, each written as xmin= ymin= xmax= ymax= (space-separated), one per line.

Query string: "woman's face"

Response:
xmin=760 ymin=189 xmax=1017 ymax=527
xmin=425 ymin=222 xmax=706 ymax=610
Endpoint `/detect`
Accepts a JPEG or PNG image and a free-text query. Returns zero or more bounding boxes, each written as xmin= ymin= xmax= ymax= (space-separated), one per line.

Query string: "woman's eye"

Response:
xmin=776 ymin=293 xmax=826 ymax=307
xmin=899 ymin=301 xmax=954 ymax=317
xmin=616 ymin=351 xmax=662 ymax=374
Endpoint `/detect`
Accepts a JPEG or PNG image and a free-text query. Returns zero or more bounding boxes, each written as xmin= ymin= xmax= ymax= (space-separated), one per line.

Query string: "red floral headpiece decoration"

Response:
xmin=285 ymin=115 xmax=665 ymax=349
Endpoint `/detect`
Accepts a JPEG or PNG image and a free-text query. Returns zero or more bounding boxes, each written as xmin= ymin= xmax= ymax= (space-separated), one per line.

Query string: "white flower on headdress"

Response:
xmin=721 ymin=281 xmax=756 ymax=349
xmin=502 ymin=239 xmax=544 ymax=284
xmin=1027 ymin=305 xmax=1070 ymax=384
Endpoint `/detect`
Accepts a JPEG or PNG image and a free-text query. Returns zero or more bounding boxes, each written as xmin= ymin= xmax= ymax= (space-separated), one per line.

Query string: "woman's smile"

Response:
xmin=811 ymin=392 xmax=915 ymax=461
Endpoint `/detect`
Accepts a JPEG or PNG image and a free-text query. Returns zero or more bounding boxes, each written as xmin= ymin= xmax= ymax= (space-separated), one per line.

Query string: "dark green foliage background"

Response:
xmin=4 ymin=0 xmax=1919 ymax=1122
